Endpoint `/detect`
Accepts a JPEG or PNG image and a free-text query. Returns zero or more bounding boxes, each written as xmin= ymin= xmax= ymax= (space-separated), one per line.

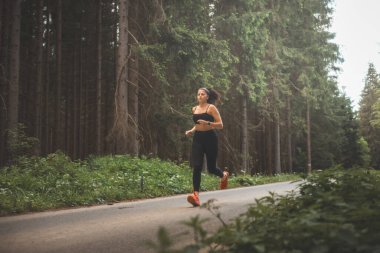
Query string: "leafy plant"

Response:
xmin=0 ymin=153 xmax=298 ymax=215
xmin=6 ymin=123 xmax=39 ymax=161
xmin=155 ymin=168 xmax=380 ymax=253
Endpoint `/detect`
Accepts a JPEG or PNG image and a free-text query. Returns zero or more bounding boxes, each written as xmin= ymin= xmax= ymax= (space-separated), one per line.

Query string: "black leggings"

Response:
xmin=191 ymin=130 xmax=223 ymax=192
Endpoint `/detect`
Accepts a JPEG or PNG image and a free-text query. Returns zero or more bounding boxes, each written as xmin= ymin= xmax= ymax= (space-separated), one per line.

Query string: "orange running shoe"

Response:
xmin=187 ymin=191 xmax=200 ymax=207
xmin=220 ymin=171 xmax=229 ymax=190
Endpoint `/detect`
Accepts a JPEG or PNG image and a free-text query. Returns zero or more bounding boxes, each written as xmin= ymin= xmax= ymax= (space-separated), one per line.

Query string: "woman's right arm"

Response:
xmin=185 ymin=126 xmax=196 ymax=137
xmin=185 ymin=106 xmax=197 ymax=136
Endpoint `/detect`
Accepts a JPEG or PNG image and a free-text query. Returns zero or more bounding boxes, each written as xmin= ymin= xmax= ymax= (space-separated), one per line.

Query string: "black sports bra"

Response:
xmin=192 ymin=105 xmax=215 ymax=124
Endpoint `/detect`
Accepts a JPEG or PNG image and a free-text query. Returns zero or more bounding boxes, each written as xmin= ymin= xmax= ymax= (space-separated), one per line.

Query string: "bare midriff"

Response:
xmin=194 ymin=124 xmax=214 ymax=132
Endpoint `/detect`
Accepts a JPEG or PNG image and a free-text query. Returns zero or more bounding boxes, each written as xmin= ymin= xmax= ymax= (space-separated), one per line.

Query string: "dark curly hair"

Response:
xmin=199 ymin=87 xmax=221 ymax=105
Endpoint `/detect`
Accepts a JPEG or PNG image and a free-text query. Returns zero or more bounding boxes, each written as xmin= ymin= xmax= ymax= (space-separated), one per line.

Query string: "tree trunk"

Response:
xmin=65 ymin=60 xmax=71 ymax=155
xmin=128 ymin=0 xmax=139 ymax=155
xmin=274 ymin=85 xmax=281 ymax=174
xmin=7 ymin=0 xmax=21 ymax=158
xmin=96 ymin=0 xmax=103 ymax=154
xmin=73 ymin=44 xmax=79 ymax=159
xmin=241 ymin=84 xmax=248 ymax=172
xmin=43 ymin=1 xmax=51 ymax=154
xmin=0 ymin=1 xmax=10 ymax=166
xmin=265 ymin=118 xmax=273 ymax=175
xmin=35 ymin=0 xmax=44 ymax=154
xmin=287 ymin=96 xmax=293 ymax=172
xmin=306 ymin=96 xmax=312 ymax=174
xmin=54 ymin=0 xmax=62 ymax=151
xmin=0 ymin=1 xmax=3 ymax=53
xmin=110 ymin=0 xmax=129 ymax=154
xmin=274 ymin=114 xmax=281 ymax=174
xmin=79 ymin=16 xmax=85 ymax=158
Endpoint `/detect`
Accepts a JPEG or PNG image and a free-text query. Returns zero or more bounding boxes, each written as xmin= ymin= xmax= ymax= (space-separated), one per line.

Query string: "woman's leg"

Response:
xmin=192 ymin=166 xmax=202 ymax=192
xmin=204 ymin=132 xmax=223 ymax=178
xmin=191 ymin=133 xmax=204 ymax=192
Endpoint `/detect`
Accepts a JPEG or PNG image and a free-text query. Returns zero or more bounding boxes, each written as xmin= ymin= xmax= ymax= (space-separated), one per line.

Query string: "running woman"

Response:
xmin=185 ymin=87 xmax=229 ymax=207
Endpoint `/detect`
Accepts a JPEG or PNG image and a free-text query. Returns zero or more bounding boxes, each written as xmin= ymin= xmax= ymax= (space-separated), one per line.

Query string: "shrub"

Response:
xmin=0 ymin=153 xmax=299 ymax=216
xmin=154 ymin=168 xmax=380 ymax=253
xmin=6 ymin=123 xmax=39 ymax=162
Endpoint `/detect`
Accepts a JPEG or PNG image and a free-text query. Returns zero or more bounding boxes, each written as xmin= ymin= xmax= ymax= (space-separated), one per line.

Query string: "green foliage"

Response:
xmin=6 ymin=123 xmax=39 ymax=161
xmin=231 ymin=173 xmax=299 ymax=187
xmin=214 ymin=0 xmax=269 ymax=101
xmin=370 ymin=88 xmax=380 ymax=128
xmin=359 ymin=63 xmax=380 ymax=168
xmin=358 ymin=137 xmax=371 ymax=168
xmin=156 ymin=168 xmax=380 ymax=253
xmin=0 ymin=153 xmax=192 ymax=215
xmin=309 ymin=93 xmax=363 ymax=169
xmin=0 ymin=153 xmax=298 ymax=216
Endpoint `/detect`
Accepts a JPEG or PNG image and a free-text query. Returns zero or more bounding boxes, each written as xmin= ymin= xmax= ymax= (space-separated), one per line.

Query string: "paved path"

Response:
xmin=0 ymin=181 xmax=300 ymax=253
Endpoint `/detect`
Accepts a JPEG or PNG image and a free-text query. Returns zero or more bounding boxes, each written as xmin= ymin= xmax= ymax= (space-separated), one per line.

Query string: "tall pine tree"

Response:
xmin=359 ymin=63 xmax=380 ymax=169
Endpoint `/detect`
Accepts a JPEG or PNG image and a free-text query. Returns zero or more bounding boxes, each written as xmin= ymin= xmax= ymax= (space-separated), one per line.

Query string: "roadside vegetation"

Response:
xmin=151 ymin=168 xmax=380 ymax=253
xmin=0 ymin=153 xmax=299 ymax=216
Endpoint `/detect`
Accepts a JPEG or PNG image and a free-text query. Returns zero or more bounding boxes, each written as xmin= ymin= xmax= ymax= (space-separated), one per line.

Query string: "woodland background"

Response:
xmin=1 ymin=0 xmax=380 ymax=174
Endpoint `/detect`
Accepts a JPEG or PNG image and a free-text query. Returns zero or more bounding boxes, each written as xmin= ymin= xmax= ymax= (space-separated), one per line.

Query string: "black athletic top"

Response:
xmin=193 ymin=105 xmax=215 ymax=124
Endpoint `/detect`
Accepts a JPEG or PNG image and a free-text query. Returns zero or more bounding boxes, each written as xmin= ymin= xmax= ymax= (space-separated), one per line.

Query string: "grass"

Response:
xmin=0 ymin=152 xmax=300 ymax=216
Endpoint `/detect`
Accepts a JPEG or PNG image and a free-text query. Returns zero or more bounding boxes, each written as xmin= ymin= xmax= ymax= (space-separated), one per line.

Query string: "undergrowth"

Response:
xmin=151 ymin=167 xmax=380 ymax=253
xmin=0 ymin=152 xmax=299 ymax=216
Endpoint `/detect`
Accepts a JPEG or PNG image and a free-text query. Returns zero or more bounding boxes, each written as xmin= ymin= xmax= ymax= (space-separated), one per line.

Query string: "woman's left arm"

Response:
xmin=209 ymin=105 xmax=223 ymax=129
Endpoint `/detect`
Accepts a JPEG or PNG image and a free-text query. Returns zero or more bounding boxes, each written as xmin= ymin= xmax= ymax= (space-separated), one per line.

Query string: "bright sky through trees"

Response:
xmin=330 ymin=0 xmax=380 ymax=110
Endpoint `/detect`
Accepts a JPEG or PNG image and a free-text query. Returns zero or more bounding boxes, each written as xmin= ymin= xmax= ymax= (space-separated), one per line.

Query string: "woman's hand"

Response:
xmin=185 ymin=130 xmax=194 ymax=137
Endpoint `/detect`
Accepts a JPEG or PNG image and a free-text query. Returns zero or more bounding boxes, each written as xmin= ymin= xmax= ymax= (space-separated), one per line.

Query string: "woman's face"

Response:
xmin=197 ymin=89 xmax=209 ymax=103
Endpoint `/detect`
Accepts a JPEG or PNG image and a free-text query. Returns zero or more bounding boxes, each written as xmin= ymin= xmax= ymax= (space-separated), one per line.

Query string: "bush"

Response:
xmin=0 ymin=153 xmax=299 ymax=216
xmin=6 ymin=123 xmax=39 ymax=162
xmin=0 ymin=153 xmax=193 ymax=215
xmin=154 ymin=168 xmax=380 ymax=253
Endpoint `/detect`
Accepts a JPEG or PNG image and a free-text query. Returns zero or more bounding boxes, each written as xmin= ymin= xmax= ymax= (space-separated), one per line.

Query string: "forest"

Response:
xmin=1 ymin=0 xmax=380 ymax=174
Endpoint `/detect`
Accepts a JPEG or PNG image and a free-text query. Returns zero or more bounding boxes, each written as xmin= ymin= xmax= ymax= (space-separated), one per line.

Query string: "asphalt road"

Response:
xmin=0 ymin=181 xmax=301 ymax=253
